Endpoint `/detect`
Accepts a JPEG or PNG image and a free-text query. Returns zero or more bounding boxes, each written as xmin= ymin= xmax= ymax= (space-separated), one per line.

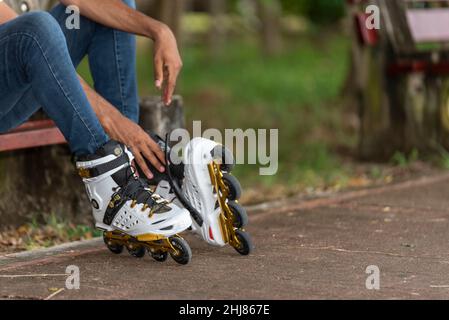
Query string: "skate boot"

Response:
xmin=139 ymin=134 xmax=253 ymax=256
xmin=75 ymin=140 xmax=193 ymax=265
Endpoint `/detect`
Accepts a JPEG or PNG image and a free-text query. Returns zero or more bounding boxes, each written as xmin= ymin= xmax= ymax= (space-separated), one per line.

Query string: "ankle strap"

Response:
xmin=78 ymin=152 xmax=129 ymax=179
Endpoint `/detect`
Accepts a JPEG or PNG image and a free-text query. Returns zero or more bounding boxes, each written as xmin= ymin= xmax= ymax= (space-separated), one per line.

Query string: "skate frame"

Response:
xmin=104 ymin=231 xmax=180 ymax=256
xmin=207 ymin=161 xmax=243 ymax=250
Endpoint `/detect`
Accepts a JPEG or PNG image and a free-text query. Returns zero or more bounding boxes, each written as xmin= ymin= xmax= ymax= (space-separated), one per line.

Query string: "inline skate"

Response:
xmin=76 ymin=140 xmax=193 ymax=265
xmin=141 ymin=134 xmax=253 ymax=256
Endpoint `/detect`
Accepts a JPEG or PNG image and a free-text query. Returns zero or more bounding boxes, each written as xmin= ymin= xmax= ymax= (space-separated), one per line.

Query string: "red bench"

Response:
xmin=0 ymin=120 xmax=66 ymax=152
xmin=349 ymin=0 xmax=449 ymax=76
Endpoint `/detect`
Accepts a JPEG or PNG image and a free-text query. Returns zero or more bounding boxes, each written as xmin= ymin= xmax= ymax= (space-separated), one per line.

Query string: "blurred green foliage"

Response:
xmin=227 ymin=0 xmax=346 ymax=25
xmin=281 ymin=0 xmax=346 ymax=24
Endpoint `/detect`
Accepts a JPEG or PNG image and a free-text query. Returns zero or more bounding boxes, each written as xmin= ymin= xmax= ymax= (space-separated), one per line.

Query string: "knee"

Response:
xmin=11 ymin=12 xmax=68 ymax=59
xmin=20 ymin=11 xmax=64 ymax=40
xmin=22 ymin=11 xmax=58 ymax=29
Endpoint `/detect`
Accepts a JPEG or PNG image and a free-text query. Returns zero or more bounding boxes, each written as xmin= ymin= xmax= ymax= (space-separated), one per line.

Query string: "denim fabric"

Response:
xmin=0 ymin=1 xmax=139 ymax=156
xmin=50 ymin=0 xmax=139 ymax=123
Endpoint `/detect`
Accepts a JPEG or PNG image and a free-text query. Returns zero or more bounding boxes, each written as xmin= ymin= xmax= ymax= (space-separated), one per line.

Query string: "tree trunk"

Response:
xmin=207 ymin=0 xmax=227 ymax=58
xmin=139 ymin=96 xmax=186 ymax=138
xmin=255 ymin=0 xmax=283 ymax=56
xmin=135 ymin=0 xmax=157 ymax=15
xmin=154 ymin=0 xmax=185 ymax=40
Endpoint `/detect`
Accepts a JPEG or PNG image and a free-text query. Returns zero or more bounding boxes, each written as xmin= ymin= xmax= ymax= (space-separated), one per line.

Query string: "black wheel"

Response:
xmin=169 ymin=237 xmax=192 ymax=265
xmin=103 ymin=235 xmax=124 ymax=255
xmin=211 ymin=145 xmax=235 ymax=172
xmin=151 ymin=251 xmax=169 ymax=262
xmin=127 ymin=245 xmax=146 ymax=258
xmin=233 ymin=230 xmax=253 ymax=256
xmin=227 ymin=201 xmax=248 ymax=228
xmin=222 ymin=173 xmax=242 ymax=201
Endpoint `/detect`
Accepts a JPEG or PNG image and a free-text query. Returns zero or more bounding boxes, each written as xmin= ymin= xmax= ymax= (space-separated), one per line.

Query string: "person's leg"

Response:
xmin=0 ymin=11 xmax=109 ymax=156
xmin=50 ymin=0 xmax=140 ymax=123
xmin=0 ymin=87 xmax=40 ymax=132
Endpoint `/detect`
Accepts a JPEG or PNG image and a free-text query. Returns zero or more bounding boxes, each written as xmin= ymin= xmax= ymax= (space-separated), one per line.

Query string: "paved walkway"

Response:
xmin=2 ymin=174 xmax=449 ymax=300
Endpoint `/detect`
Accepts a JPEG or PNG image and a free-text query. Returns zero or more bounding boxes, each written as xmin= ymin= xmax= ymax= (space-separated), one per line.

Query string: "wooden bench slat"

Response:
xmin=8 ymin=119 xmax=57 ymax=133
xmin=0 ymin=127 xmax=66 ymax=152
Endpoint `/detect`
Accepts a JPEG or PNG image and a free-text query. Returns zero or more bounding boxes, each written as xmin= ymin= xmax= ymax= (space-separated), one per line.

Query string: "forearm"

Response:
xmin=0 ymin=1 xmax=18 ymax=24
xmin=60 ymin=0 xmax=165 ymax=40
xmin=78 ymin=75 xmax=121 ymax=133
xmin=78 ymin=75 xmax=166 ymax=176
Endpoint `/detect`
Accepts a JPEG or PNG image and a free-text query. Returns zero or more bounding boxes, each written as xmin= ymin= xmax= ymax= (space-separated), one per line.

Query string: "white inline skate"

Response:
xmin=76 ymin=140 xmax=193 ymax=265
xmin=141 ymin=134 xmax=253 ymax=256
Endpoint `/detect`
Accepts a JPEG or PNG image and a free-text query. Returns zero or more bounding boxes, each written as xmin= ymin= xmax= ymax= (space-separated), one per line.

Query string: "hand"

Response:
xmin=153 ymin=24 xmax=183 ymax=106
xmin=103 ymin=110 xmax=165 ymax=179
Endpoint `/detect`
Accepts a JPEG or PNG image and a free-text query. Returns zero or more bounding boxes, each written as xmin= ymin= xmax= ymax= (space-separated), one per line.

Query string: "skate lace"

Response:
xmin=119 ymin=166 xmax=170 ymax=216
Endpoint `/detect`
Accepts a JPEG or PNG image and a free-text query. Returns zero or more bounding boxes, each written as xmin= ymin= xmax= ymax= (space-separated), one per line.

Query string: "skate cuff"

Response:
xmin=78 ymin=153 xmax=129 ymax=179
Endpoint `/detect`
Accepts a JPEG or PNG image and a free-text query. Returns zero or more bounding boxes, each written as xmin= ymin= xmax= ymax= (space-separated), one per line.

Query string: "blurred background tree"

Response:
xmin=282 ymin=0 xmax=345 ymax=25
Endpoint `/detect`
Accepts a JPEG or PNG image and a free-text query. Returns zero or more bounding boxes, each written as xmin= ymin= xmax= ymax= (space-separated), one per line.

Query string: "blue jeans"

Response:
xmin=0 ymin=1 xmax=139 ymax=156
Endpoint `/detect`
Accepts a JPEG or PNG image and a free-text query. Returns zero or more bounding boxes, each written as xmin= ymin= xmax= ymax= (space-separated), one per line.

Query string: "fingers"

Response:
xmin=154 ymin=57 xmax=164 ymax=90
xmin=163 ymin=63 xmax=182 ymax=106
xmin=141 ymin=142 xmax=165 ymax=173
xmin=114 ymin=116 xmax=167 ymax=178
xmin=131 ymin=141 xmax=165 ymax=179
xmin=132 ymin=148 xmax=153 ymax=180
xmin=140 ymin=133 xmax=166 ymax=167
xmin=147 ymin=137 xmax=166 ymax=166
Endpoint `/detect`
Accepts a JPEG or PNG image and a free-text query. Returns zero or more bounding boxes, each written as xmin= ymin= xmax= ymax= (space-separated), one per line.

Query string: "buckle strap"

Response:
xmin=78 ymin=152 xmax=129 ymax=179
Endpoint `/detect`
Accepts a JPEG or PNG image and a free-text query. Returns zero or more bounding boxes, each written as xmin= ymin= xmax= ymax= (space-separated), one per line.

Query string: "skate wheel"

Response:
xmin=212 ymin=145 xmax=235 ymax=172
xmin=103 ymin=235 xmax=124 ymax=255
xmin=151 ymin=251 xmax=169 ymax=263
xmin=227 ymin=201 xmax=248 ymax=228
xmin=222 ymin=173 xmax=242 ymax=201
xmin=127 ymin=245 xmax=146 ymax=258
xmin=169 ymin=237 xmax=192 ymax=265
xmin=233 ymin=230 xmax=253 ymax=256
